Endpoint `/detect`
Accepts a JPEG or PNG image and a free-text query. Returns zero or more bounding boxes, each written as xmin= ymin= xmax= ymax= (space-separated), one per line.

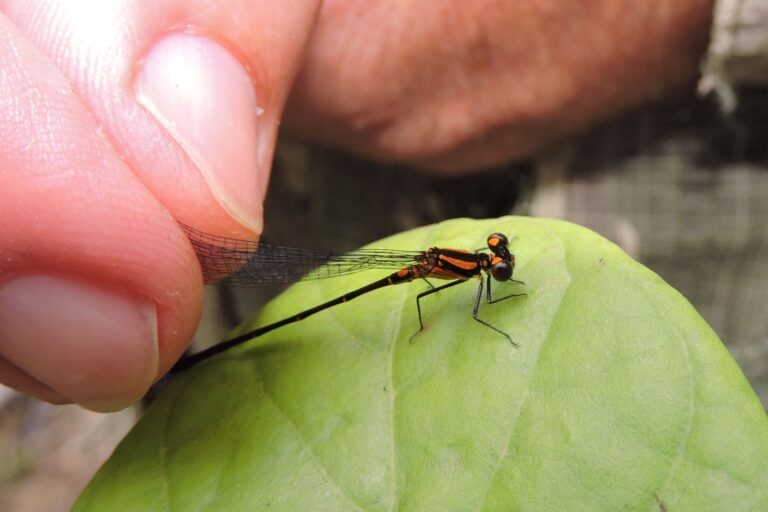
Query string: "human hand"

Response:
xmin=0 ymin=0 xmax=321 ymax=410
xmin=285 ymin=0 xmax=714 ymax=171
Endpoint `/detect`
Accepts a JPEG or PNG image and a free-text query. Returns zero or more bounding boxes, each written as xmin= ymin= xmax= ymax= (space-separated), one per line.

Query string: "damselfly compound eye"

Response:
xmin=491 ymin=260 xmax=512 ymax=282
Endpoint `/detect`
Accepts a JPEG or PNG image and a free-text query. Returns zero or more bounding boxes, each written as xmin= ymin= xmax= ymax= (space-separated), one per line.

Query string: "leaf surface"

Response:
xmin=76 ymin=217 xmax=768 ymax=511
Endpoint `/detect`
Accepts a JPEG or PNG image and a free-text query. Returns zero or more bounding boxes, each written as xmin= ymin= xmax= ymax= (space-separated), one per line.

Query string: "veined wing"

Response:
xmin=180 ymin=223 xmax=421 ymax=286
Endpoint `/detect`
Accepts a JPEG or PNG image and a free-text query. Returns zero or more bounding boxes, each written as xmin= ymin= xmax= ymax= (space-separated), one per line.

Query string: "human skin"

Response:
xmin=0 ymin=0 xmax=713 ymax=410
xmin=286 ymin=0 xmax=715 ymax=172
xmin=0 ymin=0 xmax=322 ymax=410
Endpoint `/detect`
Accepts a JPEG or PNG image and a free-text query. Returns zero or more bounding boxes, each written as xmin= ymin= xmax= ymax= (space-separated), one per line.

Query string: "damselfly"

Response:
xmin=172 ymin=224 xmax=526 ymax=372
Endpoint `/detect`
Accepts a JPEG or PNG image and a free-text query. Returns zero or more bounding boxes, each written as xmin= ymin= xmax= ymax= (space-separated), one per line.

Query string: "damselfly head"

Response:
xmin=486 ymin=233 xmax=515 ymax=281
xmin=487 ymin=232 xmax=513 ymax=262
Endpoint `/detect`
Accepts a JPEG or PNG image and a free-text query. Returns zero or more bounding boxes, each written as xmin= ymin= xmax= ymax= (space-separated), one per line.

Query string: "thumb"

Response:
xmin=0 ymin=0 xmax=320 ymax=410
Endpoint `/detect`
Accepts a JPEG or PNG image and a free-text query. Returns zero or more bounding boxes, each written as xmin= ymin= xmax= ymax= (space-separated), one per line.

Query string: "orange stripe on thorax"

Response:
xmin=439 ymin=254 xmax=479 ymax=271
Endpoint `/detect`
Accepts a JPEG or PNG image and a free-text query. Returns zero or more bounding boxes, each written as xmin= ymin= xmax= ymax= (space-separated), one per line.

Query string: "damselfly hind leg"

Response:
xmin=408 ymin=279 xmax=465 ymax=343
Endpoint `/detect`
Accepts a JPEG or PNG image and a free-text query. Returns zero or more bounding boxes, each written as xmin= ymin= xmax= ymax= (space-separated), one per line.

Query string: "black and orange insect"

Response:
xmin=172 ymin=226 xmax=526 ymax=373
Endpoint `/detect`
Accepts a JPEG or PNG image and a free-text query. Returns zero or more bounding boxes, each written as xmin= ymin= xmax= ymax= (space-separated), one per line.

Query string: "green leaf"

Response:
xmin=76 ymin=217 xmax=768 ymax=511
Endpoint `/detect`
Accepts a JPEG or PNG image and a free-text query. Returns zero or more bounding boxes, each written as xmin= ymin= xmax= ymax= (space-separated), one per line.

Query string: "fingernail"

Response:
xmin=0 ymin=274 xmax=158 ymax=411
xmin=0 ymin=356 xmax=69 ymax=404
xmin=136 ymin=33 xmax=265 ymax=232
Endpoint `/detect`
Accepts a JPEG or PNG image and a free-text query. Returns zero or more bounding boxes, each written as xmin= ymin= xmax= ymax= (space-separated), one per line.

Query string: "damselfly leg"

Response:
xmin=410 ymin=279 xmax=467 ymax=342
xmin=409 ymin=274 xmax=526 ymax=344
xmin=476 ymin=274 xmax=527 ymax=345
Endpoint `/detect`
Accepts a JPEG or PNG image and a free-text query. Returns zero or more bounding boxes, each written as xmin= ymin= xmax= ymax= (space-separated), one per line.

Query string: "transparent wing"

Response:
xmin=180 ymin=223 xmax=420 ymax=286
